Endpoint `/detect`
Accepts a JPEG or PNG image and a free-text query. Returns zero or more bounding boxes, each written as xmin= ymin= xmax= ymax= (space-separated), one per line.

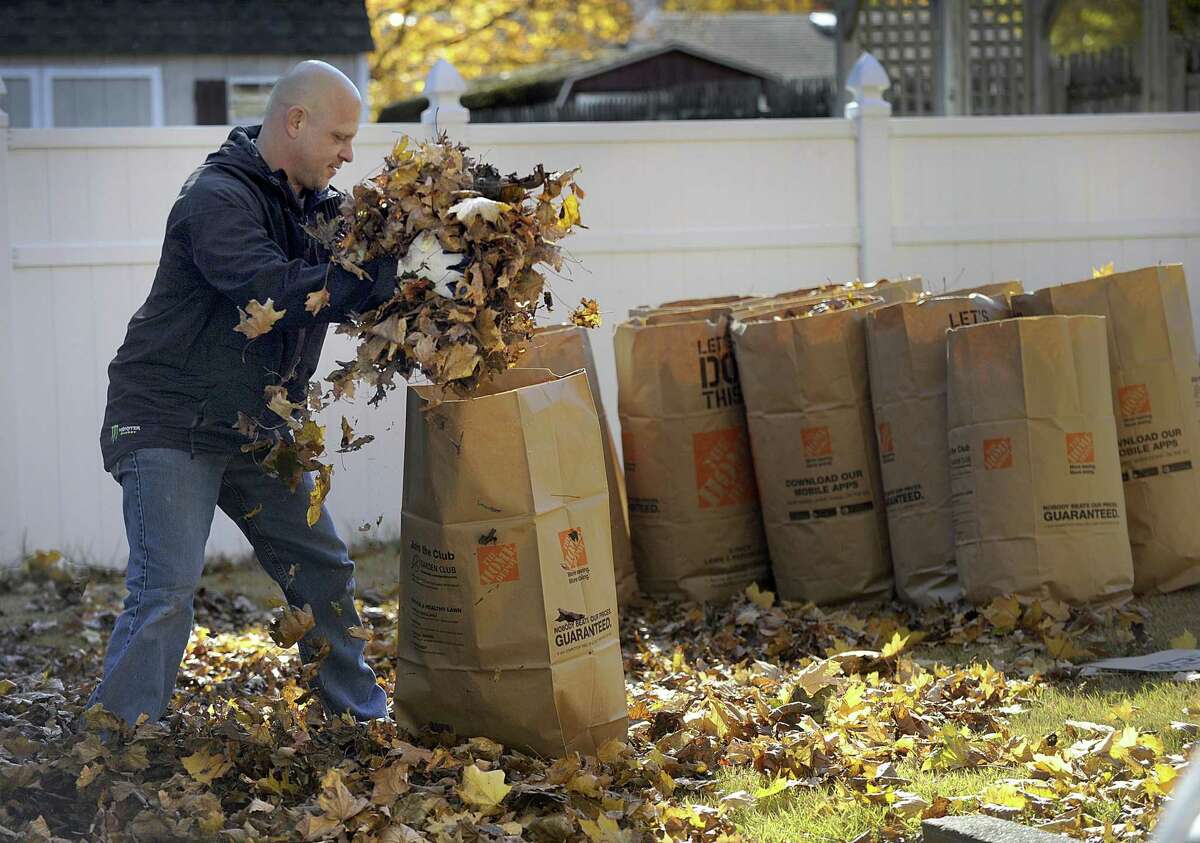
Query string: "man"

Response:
xmin=93 ymin=61 xmax=394 ymax=727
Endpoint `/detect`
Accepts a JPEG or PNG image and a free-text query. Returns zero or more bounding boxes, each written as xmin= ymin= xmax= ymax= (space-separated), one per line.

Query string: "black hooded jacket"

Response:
xmin=100 ymin=125 xmax=396 ymax=472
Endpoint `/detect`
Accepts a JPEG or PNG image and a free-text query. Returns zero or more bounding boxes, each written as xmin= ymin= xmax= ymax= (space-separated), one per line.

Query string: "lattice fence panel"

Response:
xmin=969 ymin=0 xmax=1027 ymax=114
xmin=856 ymin=0 xmax=937 ymax=115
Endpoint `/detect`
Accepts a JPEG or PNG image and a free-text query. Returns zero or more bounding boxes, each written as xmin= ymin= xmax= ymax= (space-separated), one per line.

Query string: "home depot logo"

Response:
xmin=1118 ymin=384 xmax=1152 ymax=422
xmin=558 ymin=528 xmax=589 ymax=571
xmin=1066 ymin=432 xmax=1096 ymax=475
xmin=983 ymin=437 xmax=1013 ymax=470
xmin=802 ymin=426 xmax=833 ymax=459
xmin=477 ymin=544 xmax=519 ymax=585
xmin=692 ymin=426 xmax=758 ymax=509
xmin=1066 ymin=432 xmax=1095 ymax=464
xmin=877 ymin=422 xmax=895 ymax=457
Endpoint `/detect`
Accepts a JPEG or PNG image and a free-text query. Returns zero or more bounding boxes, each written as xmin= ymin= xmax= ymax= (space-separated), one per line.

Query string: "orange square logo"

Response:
xmin=692 ymin=427 xmax=758 ymax=510
xmin=802 ymin=426 xmax=833 ymax=459
xmin=477 ymin=544 xmax=519 ymax=585
xmin=1065 ymin=432 xmax=1095 ymax=465
xmin=558 ymin=528 xmax=589 ymax=571
xmin=1118 ymin=384 xmax=1151 ymax=419
xmin=878 ymin=422 xmax=894 ymax=456
xmin=983 ymin=437 xmax=1013 ymax=470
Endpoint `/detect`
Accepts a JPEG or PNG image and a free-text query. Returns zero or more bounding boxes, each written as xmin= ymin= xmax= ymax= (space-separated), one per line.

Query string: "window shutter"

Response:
xmin=194 ymin=79 xmax=227 ymax=125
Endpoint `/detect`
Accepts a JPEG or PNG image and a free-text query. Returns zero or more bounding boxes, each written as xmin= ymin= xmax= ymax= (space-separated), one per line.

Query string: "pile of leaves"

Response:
xmin=233 ymin=134 xmax=599 ymax=522
xmin=0 ymin=551 xmax=1194 ymax=842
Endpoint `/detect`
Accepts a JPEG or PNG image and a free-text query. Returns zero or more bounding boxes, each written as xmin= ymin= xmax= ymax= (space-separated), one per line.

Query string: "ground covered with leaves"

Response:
xmin=0 ymin=547 xmax=1196 ymax=842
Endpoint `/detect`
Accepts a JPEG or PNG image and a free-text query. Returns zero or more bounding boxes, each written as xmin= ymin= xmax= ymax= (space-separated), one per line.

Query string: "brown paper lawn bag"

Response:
xmin=947 ymin=316 xmax=1134 ymax=605
xmin=615 ymin=311 xmax=770 ymax=601
xmin=732 ymin=297 xmax=893 ymax=604
xmin=395 ymin=368 xmax=628 ymax=757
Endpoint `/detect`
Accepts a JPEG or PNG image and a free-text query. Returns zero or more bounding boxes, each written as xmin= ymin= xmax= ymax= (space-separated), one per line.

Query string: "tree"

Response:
xmin=1049 ymin=0 xmax=1200 ymax=55
xmin=366 ymin=0 xmax=635 ymax=114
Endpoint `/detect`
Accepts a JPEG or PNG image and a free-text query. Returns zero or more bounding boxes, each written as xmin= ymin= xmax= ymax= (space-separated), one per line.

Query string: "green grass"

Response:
xmin=701 ymin=588 xmax=1200 ymax=842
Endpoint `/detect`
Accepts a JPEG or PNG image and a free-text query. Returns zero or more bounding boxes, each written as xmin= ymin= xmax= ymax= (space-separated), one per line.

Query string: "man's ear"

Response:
xmin=286 ymin=105 xmax=307 ymax=138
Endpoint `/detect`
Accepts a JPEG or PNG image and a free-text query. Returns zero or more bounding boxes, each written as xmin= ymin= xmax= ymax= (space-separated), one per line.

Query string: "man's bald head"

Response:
xmin=265 ymin=60 xmax=361 ymax=124
xmin=257 ymin=61 xmax=362 ymax=196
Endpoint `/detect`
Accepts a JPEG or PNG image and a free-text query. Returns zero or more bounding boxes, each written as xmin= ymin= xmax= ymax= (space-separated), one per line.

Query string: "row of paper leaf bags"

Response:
xmin=615 ymin=265 xmax=1200 ymax=609
xmin=386 ymin=262 xmax=1200 ymax=758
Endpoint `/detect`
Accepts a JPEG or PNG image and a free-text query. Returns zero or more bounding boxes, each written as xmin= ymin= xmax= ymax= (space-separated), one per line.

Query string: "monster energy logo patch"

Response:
xmin=111 ymin=424 xmax=142 ymax=443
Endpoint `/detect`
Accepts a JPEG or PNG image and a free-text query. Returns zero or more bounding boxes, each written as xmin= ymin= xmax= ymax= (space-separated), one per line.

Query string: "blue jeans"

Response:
xmin=89 ymin=447 xmax=389 ymax=725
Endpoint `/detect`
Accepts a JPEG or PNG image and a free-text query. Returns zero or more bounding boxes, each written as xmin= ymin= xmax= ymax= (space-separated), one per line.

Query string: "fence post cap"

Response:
xmin=421 ymin=58 xmax=469 ymax=128
xmin=424 ymin=58 xmax=467 ymax=97
xmin=845 ymin=51 xmax=891 ymax=118
xmin=847 ymin=51 xmax=890 ymax=96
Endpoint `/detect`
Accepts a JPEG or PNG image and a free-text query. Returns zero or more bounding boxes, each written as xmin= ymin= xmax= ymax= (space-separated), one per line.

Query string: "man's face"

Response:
xmin=293 ymin=91 xmax=360 ymax=192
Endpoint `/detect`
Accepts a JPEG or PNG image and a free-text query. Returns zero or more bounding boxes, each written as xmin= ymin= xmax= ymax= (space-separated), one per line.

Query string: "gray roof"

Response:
xmin=0 ymin=0 xmax=373 ymax=56
xmin=642 ymin=12 xmax=835 ymax=81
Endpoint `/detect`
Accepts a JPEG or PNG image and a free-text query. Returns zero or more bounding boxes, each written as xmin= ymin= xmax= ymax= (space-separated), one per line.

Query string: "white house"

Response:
xmin=0 ymin=0 xmax=375 ymax=128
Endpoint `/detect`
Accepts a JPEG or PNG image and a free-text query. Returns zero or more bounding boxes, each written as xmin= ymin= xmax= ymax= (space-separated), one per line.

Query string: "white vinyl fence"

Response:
xmin=1 ymin=55 xmax=1198 ymax=568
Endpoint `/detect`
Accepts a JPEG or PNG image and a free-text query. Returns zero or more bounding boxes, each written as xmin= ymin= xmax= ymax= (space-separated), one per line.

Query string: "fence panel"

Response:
xmin=3 ymin=102 xmax=1199 ymax=567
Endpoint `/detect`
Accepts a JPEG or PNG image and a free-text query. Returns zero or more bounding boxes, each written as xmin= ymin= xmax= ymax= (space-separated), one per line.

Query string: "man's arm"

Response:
xmin=186 ymin=205 xmax=396 ymax=329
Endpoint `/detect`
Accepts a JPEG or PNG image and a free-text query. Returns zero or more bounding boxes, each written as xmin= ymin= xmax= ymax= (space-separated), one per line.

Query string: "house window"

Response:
xmin=0 ymin=66 xmax=163 ymax=127
xmin=0 ymin=68 xmax=39 ymax=127
xmin=228 ymin=77 xmax=277 ymax=125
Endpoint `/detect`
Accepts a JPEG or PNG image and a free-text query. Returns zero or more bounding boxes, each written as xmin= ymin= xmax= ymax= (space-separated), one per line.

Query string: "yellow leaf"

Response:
xmin=1111 ymin=699 xmax=1138 ymax=722
xmin=580 ymin=813 xmax=630 ymax=843
xmin=1043 ymin=633 xmax=1092 ymax=661
xmin=568 ymin=771 xmax=604 ymax=798
xmin=307 ymin=464 xmax=333 ymax=527
xmin=557 ymin=192 xmax=582 ymax=229
xmin=1092 ymin=261 xmax=1115 ymax=278
xmin=745 ymin=582 xmax=775 ymax=610
xmin=235 ymin=298 xmax=286 ymax=339
xmin=305 ymin=287 xmax=331 ymax=316
xmin=1152 ymin=763 xmax=1179 ymax=791
xmin=346 ymin=625 xmax=374 ymax=641
xmin=880 ymin=631 xmax=910 ymax=659
xmin=754 ymin=777 xmax=795 ymax=798
xmin=1170 ymin=629 xmax=1197 ymax=650
xmin=597 ymin=738 xmax=627 ymax=764
xmin=1030 ymin=752 xmax=1074 ymax=778
xmin=570 ymin=297 xmax=602 ymax=329
xmin=983 ymin=595 xmax=1021 ymax=631
xmin=460 ymin=763 xmax=510 ymax=808
xmin=182 ymin=747 xmax=233 ymax=785
xmin=980 ymin=782 xmax=1026 ymax=810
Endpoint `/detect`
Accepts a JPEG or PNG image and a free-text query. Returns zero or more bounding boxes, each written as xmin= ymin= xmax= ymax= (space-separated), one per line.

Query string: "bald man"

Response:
xmin=93 ymin=61 xmax=392 ymax=727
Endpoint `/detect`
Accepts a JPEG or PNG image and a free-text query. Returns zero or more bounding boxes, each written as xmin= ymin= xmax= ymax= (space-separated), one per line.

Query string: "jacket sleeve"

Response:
xmin=186 ymin=205 xmax=396 ymax=328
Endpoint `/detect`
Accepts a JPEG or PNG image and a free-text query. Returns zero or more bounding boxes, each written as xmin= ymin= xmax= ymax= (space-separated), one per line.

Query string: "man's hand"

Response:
xmin=398 ymin=231 xmax=465 ymax=298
